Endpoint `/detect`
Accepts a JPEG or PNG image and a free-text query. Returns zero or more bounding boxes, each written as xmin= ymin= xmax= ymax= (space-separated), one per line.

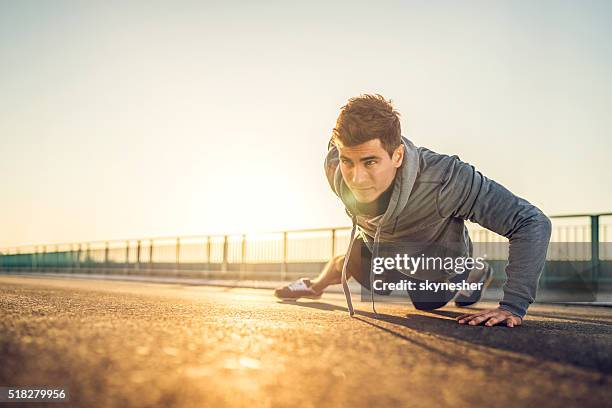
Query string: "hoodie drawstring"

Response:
xmin=340 ymin=215 xmax=384 ymax=317
xmin=369 ymin=225 xmax=383 ymax=316
xmin=341 ymin=215 xmax=357 ymax=316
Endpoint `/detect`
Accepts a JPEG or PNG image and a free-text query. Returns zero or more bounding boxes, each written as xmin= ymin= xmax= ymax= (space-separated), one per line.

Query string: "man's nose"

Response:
xmin=351 ymin=166 xmax=367 ymax=185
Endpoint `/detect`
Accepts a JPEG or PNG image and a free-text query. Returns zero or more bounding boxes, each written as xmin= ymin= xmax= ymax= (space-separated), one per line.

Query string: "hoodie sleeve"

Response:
xmin=324 ymin=138 xmax=340 ymax=197
xmin=436 ymin=156 xmax=552 ymax=319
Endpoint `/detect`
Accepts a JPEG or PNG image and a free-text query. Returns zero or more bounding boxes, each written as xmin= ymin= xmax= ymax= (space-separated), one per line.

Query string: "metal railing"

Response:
xmin=1 ymin=213 xmax=612 ymax=288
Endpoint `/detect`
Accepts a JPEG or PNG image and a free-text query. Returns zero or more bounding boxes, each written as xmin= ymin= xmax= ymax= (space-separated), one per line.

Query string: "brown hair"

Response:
xmin=331 ymin=93 xmax=402 ymax=157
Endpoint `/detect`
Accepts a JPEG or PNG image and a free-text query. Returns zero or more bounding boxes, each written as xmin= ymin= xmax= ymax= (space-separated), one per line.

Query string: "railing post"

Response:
xmin=125 ymin=240 xmax=130 ymax=274
xmin=66 ymin=244 xmax=71 ymax=272
xmin=104 ymin=242 xmax=109 ymax=274
xmin=205 ymin=236 xmax=211 ymax=278
xmin=85 ymin=243 xmax=91 ymax=273
xmin=281 ymin=231 xmax=288 ymax=281
xmin=222 ymin=235 xmax=228 ymax=273
xmin=31 ymin=247 xmax=37 ymax=271
xmin=136 ymin=240 xmax=141 ymax=271
xmin=591 ymin=215 xmax=600 ymax=293
xmin=176 ymin=237 xmax=181 ymax=275
xmin=240 ymin=234 xmax=246 ymax=280
xmin=149 ymin=240 xmax=154 ymax=274
xmin=71 ymin=244 xmax=76 ymax=272
xmin=76 ymin=244 xmax=81 ymax=271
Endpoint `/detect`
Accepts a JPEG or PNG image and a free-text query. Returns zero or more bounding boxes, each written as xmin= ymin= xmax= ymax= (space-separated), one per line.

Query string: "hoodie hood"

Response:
xmin=329 ymin=136 xmax=420 ymax=316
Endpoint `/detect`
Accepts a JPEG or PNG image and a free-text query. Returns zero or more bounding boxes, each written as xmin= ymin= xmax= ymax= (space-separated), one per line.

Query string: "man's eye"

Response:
xmin=365 ymin=161 xmax=376 ymax=167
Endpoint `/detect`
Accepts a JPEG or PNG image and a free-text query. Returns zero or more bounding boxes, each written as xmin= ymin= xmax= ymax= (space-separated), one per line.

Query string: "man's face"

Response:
xmin=337 ymin=138 xmax=404 ymax=204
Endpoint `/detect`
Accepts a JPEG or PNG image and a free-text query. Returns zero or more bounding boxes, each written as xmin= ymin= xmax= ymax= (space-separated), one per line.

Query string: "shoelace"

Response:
xmin=287 ymin=279 xmax=309 ymax=292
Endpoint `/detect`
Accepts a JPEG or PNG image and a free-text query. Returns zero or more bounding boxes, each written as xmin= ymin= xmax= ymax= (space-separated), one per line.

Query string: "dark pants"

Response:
xmin=346 ymin=236 xmax=467 ymax=311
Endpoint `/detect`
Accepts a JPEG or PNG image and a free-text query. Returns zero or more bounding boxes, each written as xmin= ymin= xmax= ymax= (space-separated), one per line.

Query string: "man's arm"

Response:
xmin=437 ymin=155 xmax=552 ymax=323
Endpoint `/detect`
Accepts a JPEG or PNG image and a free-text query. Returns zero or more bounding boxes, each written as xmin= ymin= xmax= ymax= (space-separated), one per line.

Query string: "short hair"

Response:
xmin=331 ymin=93 xmax=402 ymax=157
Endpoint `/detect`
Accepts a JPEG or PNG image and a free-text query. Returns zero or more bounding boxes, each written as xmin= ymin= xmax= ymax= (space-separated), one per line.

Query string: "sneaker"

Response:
xmin=454 ymin=263 xmax=494 ymax=307
xmin=274 ymin=278 xmax=322 ymax=300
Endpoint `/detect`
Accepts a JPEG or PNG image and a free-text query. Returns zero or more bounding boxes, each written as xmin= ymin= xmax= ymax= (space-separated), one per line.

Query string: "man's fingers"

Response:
xmin=457 ymin=310 xmax=495 ymax=324
xmin=457 ymin=311 xmax=487 ymax=324
xmin=456 ymin=313 xmax=476 ymax=322
xmin=456 ymin=308 xmax=524 ymax=327
xmin=506 ymin=316 xmax=522 ymax=327
xmin=484 ymin=316 xmax=506 ymax=326
xmin=468 ymin=311 xmax=497 ymax=325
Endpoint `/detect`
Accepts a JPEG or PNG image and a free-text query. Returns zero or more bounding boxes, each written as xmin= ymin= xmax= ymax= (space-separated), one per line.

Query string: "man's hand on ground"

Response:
xmin=456 ymin=308 xmax=522 ymax=328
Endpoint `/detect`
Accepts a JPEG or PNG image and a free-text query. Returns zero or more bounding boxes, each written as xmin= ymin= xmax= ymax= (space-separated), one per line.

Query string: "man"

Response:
xmin=275 ymin=94 xmax=552 ymax=328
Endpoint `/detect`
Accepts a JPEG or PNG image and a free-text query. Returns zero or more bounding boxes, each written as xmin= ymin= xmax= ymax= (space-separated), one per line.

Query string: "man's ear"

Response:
xmin=392 ymin=145 xmax=404 ymax=168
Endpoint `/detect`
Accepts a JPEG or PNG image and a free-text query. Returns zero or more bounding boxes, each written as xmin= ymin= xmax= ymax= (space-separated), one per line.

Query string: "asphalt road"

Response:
xmin=0 ymin=274 xmax=610 ymax=408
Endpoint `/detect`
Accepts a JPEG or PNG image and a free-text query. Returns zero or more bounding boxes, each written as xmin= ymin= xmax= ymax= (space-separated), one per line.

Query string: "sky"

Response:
xmin=1 ymin=0 xmax=611 ymax=249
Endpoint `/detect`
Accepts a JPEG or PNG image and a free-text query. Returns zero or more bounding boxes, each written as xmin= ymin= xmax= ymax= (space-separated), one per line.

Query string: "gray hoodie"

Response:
xmin=324 ymin=135 xmax=552 ymax=318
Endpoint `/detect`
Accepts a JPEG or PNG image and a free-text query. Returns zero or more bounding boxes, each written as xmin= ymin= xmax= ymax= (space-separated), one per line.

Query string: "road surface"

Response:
xmin=0 ymin=274 xmax=610 ymax=407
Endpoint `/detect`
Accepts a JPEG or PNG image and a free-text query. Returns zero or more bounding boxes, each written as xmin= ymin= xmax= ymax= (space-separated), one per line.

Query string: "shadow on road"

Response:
xmin=278 ymin=299 xmax=612 ymax=375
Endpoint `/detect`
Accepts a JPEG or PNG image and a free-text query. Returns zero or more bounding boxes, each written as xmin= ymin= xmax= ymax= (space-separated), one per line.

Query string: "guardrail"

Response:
xmin=1 ymin=213 xmax=611 ymax=292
